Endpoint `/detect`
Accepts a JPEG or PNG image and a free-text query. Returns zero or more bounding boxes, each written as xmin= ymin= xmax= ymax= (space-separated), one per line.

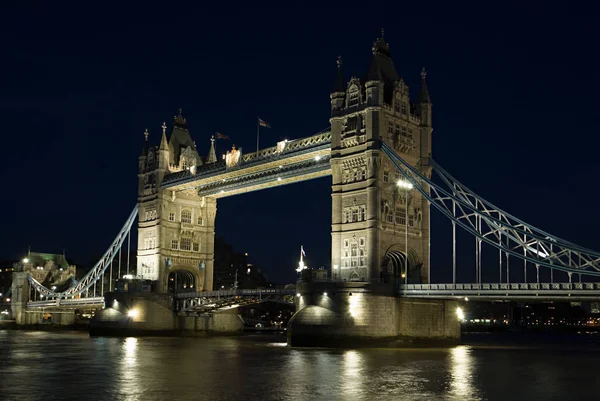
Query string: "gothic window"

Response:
xmin=181 ymin=209 xmax=192 ymax=224
xmin=408 ymin=215 xmax=415 ymax=228
xmin=401 ymin=103 xmax=407 ymax=115
xmin=359 ymin=237 xmax=365 ymax=247
xmin=169 ymin=212 xmax=175 ymax=221
xmin=395 ymin=123 xmax=401 ymax=137
xmin=151 ymin=238 xmax=156 ymax=248
xmin=171 ymin=239 xmax=178 ymax=249
xmin=346 ymin=117 xmax=358 ymax=131
xmin=344 ymin=239 xmax=349 ymax=248
xmin=147 ymin=152 xmax=155 ymax=169
xmin=342 ymin=210 xmax=348 ymax=223
xmin=197 ymin=215 xmax=203 ymax=225
xmin=360 ymin=206 xmax=366 ymax=221
xmin=407 ymin=128 xmax=413 ymax=140
xmin=396 ymin=209 xmax=406 ymax=225
xmin=360 ymin=167 xmax=366 ymax=181
xmin=353 ymin=170 xmax=359 ymax=181
xmin=193 ymin=243 xmax=200 ymax=252
xmin=401 ymin=127 xmax=408 ymax=138
xmin=383 ymin=170 xmax=389 ymax=182
xmin=386 ymin=213 xmax=394 ymax=223
xmin=350 ymin=242 xmax=358 ymax=267
xmin=388 ymin=121 xmax=394 ymax=139
xmin=348 ymin=86 xmax=360 ymax=107
xmin=352 ymin=208 xmax=359 ymax=222
xmin=180 ymin=238 xmax=192 ymax=251
xmin=394 ymin=99 xmax=401 ymax=113
xmin=359 ymin=249 xmax=365 ymax=266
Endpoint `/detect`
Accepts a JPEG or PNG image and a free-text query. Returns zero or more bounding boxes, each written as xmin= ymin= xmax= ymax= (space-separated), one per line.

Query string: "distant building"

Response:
xmin=14 ymin=252 xmax=76 ymax=291
xmin=0 ymin=260 xmax=16 ymax=298
xmin=213 ymin=237 xmax=269 ymax=290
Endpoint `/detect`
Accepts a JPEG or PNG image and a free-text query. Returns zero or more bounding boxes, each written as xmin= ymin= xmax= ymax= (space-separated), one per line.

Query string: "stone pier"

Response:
xmin=287 ymin=282 xmax=460 ymax=347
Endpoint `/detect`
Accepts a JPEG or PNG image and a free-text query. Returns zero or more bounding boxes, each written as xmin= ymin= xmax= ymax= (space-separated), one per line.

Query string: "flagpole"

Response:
xmin=256 ymin=117 xmax=260 ymax=155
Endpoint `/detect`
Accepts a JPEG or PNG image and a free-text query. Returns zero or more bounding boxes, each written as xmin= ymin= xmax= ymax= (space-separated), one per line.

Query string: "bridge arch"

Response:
xmin=382 ymin=246 xmax=422 ymax=284
xmin=168 ymin=267 xmax=200 ymax=293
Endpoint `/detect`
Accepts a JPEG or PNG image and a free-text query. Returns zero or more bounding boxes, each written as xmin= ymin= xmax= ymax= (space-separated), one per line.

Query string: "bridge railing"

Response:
xmin=27 ymin=297 xmax=105 ymax=309
xmin=400 ymin=283 xmax=600 ymax=291
xmin=174 ymin=288 xmax=296 ymax=299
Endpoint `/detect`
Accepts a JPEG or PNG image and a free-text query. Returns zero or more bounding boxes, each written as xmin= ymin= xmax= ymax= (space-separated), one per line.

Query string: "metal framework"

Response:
xmin=381 ymin=141 xmax=600 ymax=282
xmin=27 ymin=206 xmax=138 ymax=299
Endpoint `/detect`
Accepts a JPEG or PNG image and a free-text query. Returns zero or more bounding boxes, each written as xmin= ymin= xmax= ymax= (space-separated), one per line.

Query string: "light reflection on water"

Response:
xmin=0 ymin=331 xmax=600 ymax=401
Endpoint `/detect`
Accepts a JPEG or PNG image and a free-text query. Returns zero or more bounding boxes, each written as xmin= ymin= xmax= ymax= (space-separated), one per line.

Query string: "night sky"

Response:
xmin=1 ymin=3 xmax=599 ymax=285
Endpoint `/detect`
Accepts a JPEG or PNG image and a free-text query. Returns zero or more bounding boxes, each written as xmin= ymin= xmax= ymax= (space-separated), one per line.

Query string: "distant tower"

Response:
xmin=330 ymin=31 xmax=432 ymax=284
xmin=137 ymin=110 xmax=216 ymax=293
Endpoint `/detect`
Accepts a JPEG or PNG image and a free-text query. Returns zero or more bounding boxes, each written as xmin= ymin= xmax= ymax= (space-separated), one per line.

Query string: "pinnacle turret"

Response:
xmin=206 ymin=136 xmax=217 ymax=164
xmin=419 ymin=67 xmax=431 ymax=104
xmin=333 ymin=56 xmax=345 ymax=94
xmin=159 ymin=122 xmax=169 ymax=151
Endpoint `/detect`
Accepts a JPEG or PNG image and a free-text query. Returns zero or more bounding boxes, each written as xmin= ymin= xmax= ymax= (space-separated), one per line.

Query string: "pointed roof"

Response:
xmin=206 ymin=136 xmax=217 ymax=164
xmin=333 ymin=56 xmax=345 ymax=93
xmin=419 ymin=67 xmax=431 ymax=104
xmin=364 ymin=29 xmax=399 ymax=84
xmin=167 ymin=109 xmax=201 ymax=165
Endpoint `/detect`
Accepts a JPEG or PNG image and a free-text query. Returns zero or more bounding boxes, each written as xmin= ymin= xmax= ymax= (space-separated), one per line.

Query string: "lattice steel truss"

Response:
xmin=381 ymin=141 xmax=600 ymax=281
xmin=27 ymin=206 xmax=138 ymax=299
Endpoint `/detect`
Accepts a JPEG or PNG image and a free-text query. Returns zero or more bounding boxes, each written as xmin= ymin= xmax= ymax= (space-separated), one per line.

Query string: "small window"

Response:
xmin=344 ymin=239 xmax=349 ymax=248
xmin=197 ymin=216 xmax=203 ymax=225
xmin=181 ymin=209 xmax=192 ymax=224
xmin=352 ymin=208 xmax=359 ymax=222
xmin=401 ymin=103 xmax=407 ymax=115
xmin=171 ymin=239 xmax=178 ymax=249
xmin=386 ymin=213 xmax=394 ymax=223
xmin=180 ymin=238 xmax=192 ymax=251
xmin=383 ymin=171 xmax=389 ymax=182
xmin=193 ymin=243 xmax=200 ymax=252
xmin=168 ymin=212 xmax=175 ymax=221
xmin=359 ymin=237 xmax=365 ymax=247
xmin=360 ymin=206 xmax=366 ymax=221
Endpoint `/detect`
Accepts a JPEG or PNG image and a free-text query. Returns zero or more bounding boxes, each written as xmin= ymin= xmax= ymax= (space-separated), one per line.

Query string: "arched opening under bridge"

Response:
xmin=168 ymin=269 xmax=197 ymax=293
xmin=382 ymin=248 xmax=422 ymax=284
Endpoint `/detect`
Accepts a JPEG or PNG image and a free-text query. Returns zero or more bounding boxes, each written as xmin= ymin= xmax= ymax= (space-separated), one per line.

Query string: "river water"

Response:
xmin=1 ymin=330 xmax=599 ymax=401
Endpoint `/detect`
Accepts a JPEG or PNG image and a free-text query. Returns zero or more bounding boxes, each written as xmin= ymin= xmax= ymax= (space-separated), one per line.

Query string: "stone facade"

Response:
xmin=137 ymin=111 xmax=215 ymax=292
xmin=330 ymin=32 xmax=433 ymax=284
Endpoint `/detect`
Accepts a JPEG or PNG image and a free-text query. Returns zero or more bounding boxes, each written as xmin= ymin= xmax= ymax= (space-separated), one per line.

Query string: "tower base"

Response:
xmin=287 ymin=282 xmax=460 ymax=347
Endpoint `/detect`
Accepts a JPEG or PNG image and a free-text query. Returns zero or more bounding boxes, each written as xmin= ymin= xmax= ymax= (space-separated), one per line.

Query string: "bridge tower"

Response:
xmin=137 ymin=110 xmax=216 ymax=293
xmin=330 ymin=32 xmax=433 ymax=284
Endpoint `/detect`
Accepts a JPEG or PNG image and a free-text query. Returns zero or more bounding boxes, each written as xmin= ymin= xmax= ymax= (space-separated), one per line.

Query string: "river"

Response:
xmin=0 ymin=330 xmax=599 ymax=400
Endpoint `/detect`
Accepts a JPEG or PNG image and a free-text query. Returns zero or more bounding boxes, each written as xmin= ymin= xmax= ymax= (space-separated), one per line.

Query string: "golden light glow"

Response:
xmin=456 ymin=307 xmax=465 ymax=321
xmin=127 ymin=309 xmax=139 ymax=319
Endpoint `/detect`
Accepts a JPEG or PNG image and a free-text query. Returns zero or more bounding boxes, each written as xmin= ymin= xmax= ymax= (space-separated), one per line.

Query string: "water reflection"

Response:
xmin=341 ymin=350 xmax=364 ymax=399
xmin=120 ymin=337 xmax=139 ymax=399
xmin=449 ymin=346 xmax=481 ymax=401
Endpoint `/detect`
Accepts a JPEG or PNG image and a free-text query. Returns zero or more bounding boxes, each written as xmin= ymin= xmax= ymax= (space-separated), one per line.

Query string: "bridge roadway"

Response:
xmin=25 ymin=283 xmax=600 ymax=310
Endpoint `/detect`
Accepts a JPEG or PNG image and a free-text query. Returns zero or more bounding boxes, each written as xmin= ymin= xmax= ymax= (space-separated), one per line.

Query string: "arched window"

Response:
xmin=181 ymin=209 xmax=192 ymax=224
xmin=171 ymin=239 xmax=178 ymax=249
xmin=197 ymin=215 xmax=203 ymax=225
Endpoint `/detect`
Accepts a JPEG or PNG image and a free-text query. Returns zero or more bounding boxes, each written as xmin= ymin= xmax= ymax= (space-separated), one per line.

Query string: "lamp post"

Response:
xmin=397 ymin=179 xmax=413 ymax=285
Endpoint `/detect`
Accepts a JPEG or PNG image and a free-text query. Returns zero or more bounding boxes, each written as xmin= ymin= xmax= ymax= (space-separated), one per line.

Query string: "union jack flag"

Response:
xmin=258 ymin=118 xmax=271 ymax=128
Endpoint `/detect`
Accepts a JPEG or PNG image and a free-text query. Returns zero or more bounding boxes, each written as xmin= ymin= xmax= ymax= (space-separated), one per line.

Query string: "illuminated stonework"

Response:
xmin=330 ymin=32 xmax=432 ymax=283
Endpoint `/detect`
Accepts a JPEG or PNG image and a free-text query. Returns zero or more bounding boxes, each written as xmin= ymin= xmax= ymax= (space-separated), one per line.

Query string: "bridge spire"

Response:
xmin=332 ymin=56 xmax=345 ymax=94
xmin=159 ymin=122 xmax=168 ymax=151
xmin=206 ymin=135 xmax=217 ymax=164
xmin=419 ymin=67 xmax=431 ymax=104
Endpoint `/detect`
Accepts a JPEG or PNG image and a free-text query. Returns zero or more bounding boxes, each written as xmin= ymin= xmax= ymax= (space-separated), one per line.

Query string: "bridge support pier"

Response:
xmin=287 ymin=282 xmax=460 ymax=347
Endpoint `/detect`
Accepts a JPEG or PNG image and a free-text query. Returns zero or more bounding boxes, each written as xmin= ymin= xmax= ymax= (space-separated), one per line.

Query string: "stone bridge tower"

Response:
xmin=330 ymin=32 xmax=433 ymax=284
xmin=137 ymin=110 xmax=216 ymax=293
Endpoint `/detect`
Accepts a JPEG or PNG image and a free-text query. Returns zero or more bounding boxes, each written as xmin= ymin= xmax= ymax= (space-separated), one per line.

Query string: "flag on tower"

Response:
xmin=215 ymin=132 xmax=229 ymax=140
xmin=258 ymin=118 xmax=271 ymax=128
xmin=301 ymin=246 xmax=306 ymax=258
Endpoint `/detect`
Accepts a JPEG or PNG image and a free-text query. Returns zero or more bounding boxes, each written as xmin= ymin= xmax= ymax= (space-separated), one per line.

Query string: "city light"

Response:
xmin=456 ymin=307 xmax=465 ymax=321
xmin=464 ymin=297 xmax=469 ymax=302
xmin=123 ymin=274 xmax=134 ymax=279
xmin=323 ymin=292 xmax=328 ymax=296
xmin=277 ymin=177 xmax=282 ymax=181
xmin=296 ymin=293 xmax=301 ymax=297
xmin=315 ymin=155 xmax=321 ymax=161
xmin=396 ymin=179 xmax=413 ymax=189
xmin=127 ymin=309 xmax=139 ymax=318
xmin=22 ymin=258 xmax=29 ymax=263
xmin=5 ymin=298 xmax=10 ymax=303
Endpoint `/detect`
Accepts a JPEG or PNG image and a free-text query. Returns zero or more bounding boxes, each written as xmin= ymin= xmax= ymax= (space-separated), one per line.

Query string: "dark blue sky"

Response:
xmin=1 ymin=2 xmax=599 ymax=284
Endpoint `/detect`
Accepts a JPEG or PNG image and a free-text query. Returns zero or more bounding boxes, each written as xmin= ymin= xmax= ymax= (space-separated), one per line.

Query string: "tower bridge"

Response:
xmin=13 ymin=32 xmax=600 ymax=345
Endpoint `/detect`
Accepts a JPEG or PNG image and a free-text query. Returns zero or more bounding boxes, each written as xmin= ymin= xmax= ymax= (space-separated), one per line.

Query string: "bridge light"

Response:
xmin=220 ymin=190 xmax=225 ymax=194
xmin=5 ymin=298 xmax=10 ymax=303
xmin=51 ymin=286 xmax=57 ymax=290
xmin=127 ymin=309 xmax=139 ymax=319
xmin=396 ymin=179 xmax=413 ymax=189
xmin=277 ymin=177 xmax=282 ymax=181
xmin=22 ymin=258 xmax=29 ymax=263
xmin=401 ymin=273 xmax=406 ymax=278
xmin=315 ymin=155 xmax=321 ymax=161
xmin=323 ymin=292 xmax=328 ymax=296
xmin=464 ymin=297 xmax=469 ymax=302
xmin=296 ymin=293 xmax=301 ymax=297
xmin=456 ymin=307 xmax=465 ymax=321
